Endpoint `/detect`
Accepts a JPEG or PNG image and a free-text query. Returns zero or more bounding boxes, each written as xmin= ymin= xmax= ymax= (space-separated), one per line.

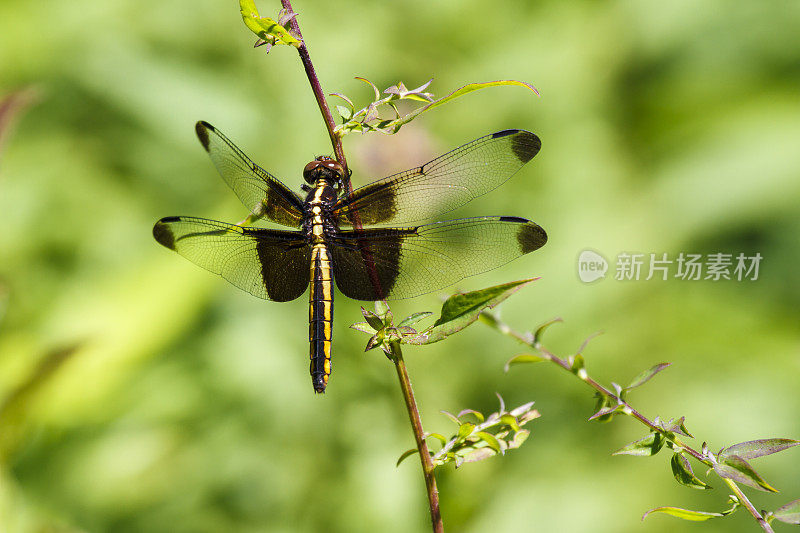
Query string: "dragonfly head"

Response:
xmin=303 ymin=156 xmax=346 ymax=187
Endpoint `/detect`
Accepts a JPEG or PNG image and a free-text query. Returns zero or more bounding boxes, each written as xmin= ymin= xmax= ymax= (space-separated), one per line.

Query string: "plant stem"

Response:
xmin=280 ymin=1 xmax=378 ymax=289
xmin=391 ymin=342 xmax=443 ymax=533
xmin=280 ymin=0 xmax=349 ymax=186
xmin=723 ymin=478 xmax=775 ymax=533
xmin=480 ymin=312 xmax=774 ymax=533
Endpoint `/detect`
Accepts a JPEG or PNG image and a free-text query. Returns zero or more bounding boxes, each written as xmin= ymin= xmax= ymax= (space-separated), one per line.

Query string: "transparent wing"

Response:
xmin=334 ymin=130 xmax=541 ymax=227
xmin=330 ymin=216 xmax=546 ymax=300
xmin=153 ymin=216 xmax=310 ymax=301
xmin=195 ymin=121 xmax=305 ymax=228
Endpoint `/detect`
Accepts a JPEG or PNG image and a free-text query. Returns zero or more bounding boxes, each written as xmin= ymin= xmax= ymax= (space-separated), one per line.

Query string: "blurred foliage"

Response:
xmin=0 ymin=1 xmax=799 ymax=532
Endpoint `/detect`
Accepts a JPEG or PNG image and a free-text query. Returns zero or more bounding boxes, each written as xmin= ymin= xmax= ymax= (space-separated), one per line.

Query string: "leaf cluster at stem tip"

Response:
xmin=331 ymin=79 xmax=539 ymax=137
xmin=349 ymin=279 xmax=537 ymax=354
xmin=397 ymin=394 xmax=540 ymax=469
xmin=239 ymin=0 xmax=301 ymax=52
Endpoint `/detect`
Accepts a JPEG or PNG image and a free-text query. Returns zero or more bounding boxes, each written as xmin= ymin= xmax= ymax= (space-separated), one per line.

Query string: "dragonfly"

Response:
xmin=153 ymin=121 xmax=546 ymax=393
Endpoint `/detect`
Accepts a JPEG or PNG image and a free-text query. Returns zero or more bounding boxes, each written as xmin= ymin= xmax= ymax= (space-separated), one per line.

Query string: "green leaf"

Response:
xmin=575 ymin=331 xmax=602 ymax=356
xmin=364 ymin=333 xmax=382 ymax=352
xmin=569 ymin=353 xmax=585 ymax=374
xmin=642 ymin=506 xmax=732 ymax=522
xmin=457 ymin=422 xmax=475 ymax=440
xmin=476 ymin=432 xmax=503 ymax=454
xmin=239 ymin=0 xmax=301 ymax=47
xmin=397 ymin=312 xmax=433 ymax=328
xmin=329 ymin=92 xmax=354 ymax=109
xmin=588 ymin=405 xmax=619 ymax=422
xmin=440 ymin=410 xmax=462 ymax=426
xmin=517 ymin=409 xmax=541 ymax=424
xmin=590 ymin=392 xmax=616 ymax=423
xmin=355 ymin=76 xmax=381 ymax=101
xmin=395 ymin=326 xmax=417 ymax=337
xmin=384 ymin=79 xmax=434 ymax=101
xmin=349 ymin=321 xmax=375 ymax=334
xmin=373 ymin=300 xmax=390 ymax=320
xmin=720 ymin=438 xmax=799 ymax=461
xmin=495 ymin=393 xmax=506 ymax=414
xmin=509 ymin=401 xmax=536 ymax=417
xmin=432 ymin=279 xmax=533 ymax=328
xmin=457 ymin=409 xmax=484 ymax=423
xmin=396 ymin=448 xmax=419 ymax=466
xmin=425 ymin=433 xmax=448 ymax=447
xmin=626 ymin=363 xmax=671 ymax=390
xmin=772 ymin=498 xmax=800 ymax=525
xmin=613 ymin=432 xmax=665 ymax=456
xmin=508 ymin=429 xmax=530 ymax=449
xmin=533 ymin=317 xmax=562 ymax=346
xmin=335 ymin=105 xmax=353 ymax=121
xmin=713 ymin=454 xmax=778 ymax=492
xmin=385 ymin=101 xmax=401 ymax=119
xmin=661 ymin=417 xmax=691 ymax=437
xmin=499 ymin=414 xmax=520 ymax=432
xmin=504 ymin=353 xmax=546 ymax=372
xmin=408 ymin=279 xmax=535 ymax=345
xmin=239 ymin=0 xmax=259 ymax=16
xmin=459 ymin=448 xmax=495 ymax=465
xmin=671 ymin=453 xmax=711 ymax=490
xmin=361 ymin=308 xmax=384 ymax=331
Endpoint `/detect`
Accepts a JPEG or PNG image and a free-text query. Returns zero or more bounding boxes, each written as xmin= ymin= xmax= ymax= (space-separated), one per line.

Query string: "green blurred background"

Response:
xmin=1 ymin=1 xmax=799 ymax=532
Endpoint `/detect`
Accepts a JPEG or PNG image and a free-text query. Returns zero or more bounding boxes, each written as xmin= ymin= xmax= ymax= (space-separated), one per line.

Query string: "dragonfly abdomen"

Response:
xmin=309 ymin=243 xmax=333 ymax=393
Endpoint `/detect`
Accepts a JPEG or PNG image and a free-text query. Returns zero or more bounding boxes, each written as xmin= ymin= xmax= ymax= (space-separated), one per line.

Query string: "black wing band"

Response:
xmin=329 ymin=216 xmax=546 ymax=300
xmin=333 ymin=130 xmax=541 ymax=227
xmin=153 ymin=216 xmax=310 ymax=301
xmin=195 ymin=121 xmax=305 ymax=228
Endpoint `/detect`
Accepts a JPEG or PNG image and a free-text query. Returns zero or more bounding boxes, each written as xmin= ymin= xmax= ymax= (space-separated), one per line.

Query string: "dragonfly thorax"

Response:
xmin=302 ymin=179 xmax=339 ymax=244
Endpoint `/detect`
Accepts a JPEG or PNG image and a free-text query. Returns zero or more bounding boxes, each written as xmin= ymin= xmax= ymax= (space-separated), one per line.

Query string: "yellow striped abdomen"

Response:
xmin=309 ymin=243 xmax=333 ymax=393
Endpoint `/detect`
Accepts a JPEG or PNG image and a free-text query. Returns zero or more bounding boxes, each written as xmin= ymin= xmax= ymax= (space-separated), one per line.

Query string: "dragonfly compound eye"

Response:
xmin=304 ymin=157 xmax=345 ymax=184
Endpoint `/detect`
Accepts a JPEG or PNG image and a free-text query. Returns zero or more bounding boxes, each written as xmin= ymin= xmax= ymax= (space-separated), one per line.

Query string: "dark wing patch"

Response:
xmin=517 ymin=223 xmax=547 ymax=254
xmin=333 ymin=130 xmax=541 ymax=227
xmin=195 ymin=121 xmax=304 ymax=228
xmin=153 ymin=216 xmax=310 ymax=301
xmin=329 ymin=228 xmax=413 ymax=300
xmin=490 ymin=129 xmax=541 ymax=163
xmin=153 ymin=216 xmax=178 ymax=249
xmin=510 ymin=130 xmax=541 ymax=163
xmin=330 ymin=217 xmax=546 ymax=300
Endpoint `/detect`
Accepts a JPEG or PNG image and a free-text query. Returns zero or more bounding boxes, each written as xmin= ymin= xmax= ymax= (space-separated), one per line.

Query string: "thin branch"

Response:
xmin=390 ymin=342 xmax=443 ymax=533
xmin=279 ymin=0 xmax=349 ymax=187
xmin=723 ymin=478 xmax=775 ymax=533
xmin=481 ymin=312 xmax=774 ymax=533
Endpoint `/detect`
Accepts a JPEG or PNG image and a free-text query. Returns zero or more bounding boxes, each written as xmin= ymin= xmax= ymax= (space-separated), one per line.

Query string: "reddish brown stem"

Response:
xmin=392 ymin=343 xmax=443 ymax=533
xmin=280 ymin=0 xmax=349 ymax=188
